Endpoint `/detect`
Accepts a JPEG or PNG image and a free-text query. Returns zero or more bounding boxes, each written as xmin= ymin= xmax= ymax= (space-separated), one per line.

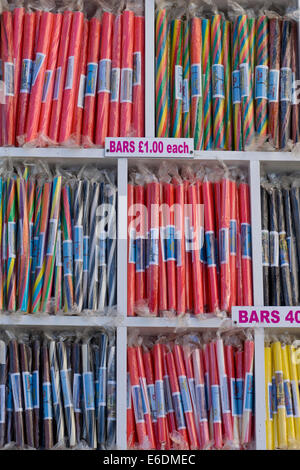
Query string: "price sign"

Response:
xmin=232 ymin=306 xmax=300 ymax=327
xmin=105 ymin=138 xmax=194 ymax=157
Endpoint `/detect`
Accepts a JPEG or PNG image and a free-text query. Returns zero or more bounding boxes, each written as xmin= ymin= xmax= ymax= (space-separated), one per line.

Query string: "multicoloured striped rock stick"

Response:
xmin=54 ymin=215 xmax=63 ymax=312
xmin=41 ymin=176 xmax=62 ymax=312
xmin=73 ymin=180 xmax=84 ymax=312
xmin=211 ymin=14 xmax=225 ymax=149
xmin=190 ymin=16 xmax=203 ymax=150
xmin=255 ymin=16 xmax=269 ymax=139
xmin=202 ymin=18 xmax=213 ymax=150
xmin=248 ymin=18 xmax=256 ymax=78
xmin=155 ymin=7 xmax=169 ymax=137
xmin=223 ymin=20 xmax=232 ymax=150
xmin=1 ymin=181 xmax=7 ymax=310
xmin=31 ymin=183 xmax=42 ymax=299
xmin=268 ymin=18 xmax=281 ymax=149
xmin=170 ymin=18 xmax=183 ymax=137
xmin=32 ymin=182 xmax=52 ymax=313
xmin=182 ymin=19 xmax=190 ymax=138
xmin=88 ymin=182 xmax=100 ymax=311
xmin=27 ymin=177 xmax=36 ymax=312
xmin=232 ymin=18 xmax=243 ymax=150
xmin=280 ymin=20 xmax=292 ymax=149
xmin=57 ymin=340 xmax=76 ymax=447
xmin=238 ymin=15 xmax=255 ymax=148
xmin=6 ymin=177 xmax=17 ymax=311
xmin=62 ymin=185 xmax=74 ymax=312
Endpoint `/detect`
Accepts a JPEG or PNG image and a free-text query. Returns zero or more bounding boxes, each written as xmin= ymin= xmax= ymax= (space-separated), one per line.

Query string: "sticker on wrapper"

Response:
xmin=191 ymin=64 xmax=202 ymax=98
xmin=73 ymin=373 xmax=81 ymax=413
xmin=175 ymin=65 xmax=183 ymax=101
xmin=280 ymin=67 xmax=292 ymax=102
xmin=133 ymin=52 xmax=141 ymax=87
xmin=98 ymin=366 xmax=107 ymax=407
xmin=77 ymin=74 xmax=86 ymax=108
xmin=132 ymin=384 xmax=145 ymax=423
xmin=60 ymin=369 xmax=72 ymax=408
xmin=65 ymin=56 xmax=75 ymax=90
xmin=53 ymin=67 xmax=62 ymax=101
xmin=147 ymin=384 xmax=157 ymax=421
xmin=20 ymin=59 xmax=33 ymax=94
xmin=211 ymin=384 xmax=222 ymax=423
xmin=239 ymin=63 xmax=249 ymax=98
xmin=163 ymin=375 xmax=174 ymax=413
xmin=292 ymin=72 xmax=298 ymax=105
xmin=98 ymin=59 xmax=111 ymax=93
xmin=22 ymin=371 xmax=33 ymax=410
xmin=83 ymin=235 xmax=89 ymax=272
xmin=50 ymin=367 xmax=59 ymax=405
xmin=4 ymin=62 xmax=14 ymax=97
xmin=212 ymin=64 xmax=224 ymax=99
xmin=279 ymin=232 xmax=289 ymax=268
xmin=220 ymin=375 xmax=230 ymax=413
xmin=178 ymin=376 xmax=193 ymax=413
xmin=149 ymin=228 xmax=159 ymax=266
xmin=41 ymin=70 xmax=53 ymax=103
xmin=0 ymin=385 xmax=5 ymax=424
xmin=172 ymin=392 xmax=186 ymax=430
xmin=268 ymin=69 xmax=280 ymax=102
xmin=284 ymin=380 xmax=293 ymax=417
xmin=262 ymin=229 xmax=270 ymax=266
xmin=43 ymin=382 xmax=52 ymax=419
xmin=110 ymin=68 xmax=120 ymax=102
xmin=183 ymin=78 xmax=190 ymax=113
xmin=255 ymin=65 xmax=268 ymax=100
xmin=136 ymin=237 xmax=145 ymax=272
xmin=47 ymin=219 xmax=58 ymax=256
xmin=32 ymin=370 xmax=39 ymax=409
xmin=230 ymin=220 xmax=237 ymax=256
xmin=139 ymin=378 xmax=149 ymax=415
xmin=120 ymin=68 xmax=133 ymax=103
xmin=85 ymin=63 xmax=98 ymax=97
xmin=98 ymin=232 xmax=106 ymax=267
xmin=195 ymin=384 xmax=208 ymax=422
xmin=31 ymin=53 xmax=46 ymax=88
xmin=244 ymin=372 xmax=254 ymax=412
xmin=205 ymin=231 xmax=217 ymax=267
xmin=74 ymin=225 xmax=83 ymax=262
xmin=291 ymin=381 xmax=300 ymax=418
xmin=220 ymin=228 xmax=229 ymax=264
xmin=8 ymin=221 xmax=16 ymax=259
xmin=232 ymin=70 xmax=241 ymax=104
xmin=63 ymin=240 xmax=73 ymax=277
xmin=241 ymin=223 xmax=252 ymax=260
xmin=166 ymin=225 xmax=176 ymax=261
xmin=270 ymin=231 xmax=279 ymax=267
xmin=155 ymin=380 xmax=166 ymax=418
xmin=37 ymin=232 xmax=45 ymax=268
xmin=83 ymin=372 xmax=95 ymax=411
xmin=128 ymin=228 xmax=136 ymax=264
xmin=231 ymin=378 xmax=238 ymax=417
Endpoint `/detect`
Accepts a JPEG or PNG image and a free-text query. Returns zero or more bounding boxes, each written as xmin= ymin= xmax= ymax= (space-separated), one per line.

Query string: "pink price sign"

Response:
xmin=232 ymin=306 xmax=300 ymax=327
xmin=105 ymin=137 xmax=194 ymax=157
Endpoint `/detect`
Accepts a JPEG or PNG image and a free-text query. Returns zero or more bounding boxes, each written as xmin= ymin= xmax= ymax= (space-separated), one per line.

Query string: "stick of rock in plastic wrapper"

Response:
xmin=223 ymin=20 xmax=232 ymax=150
xmin=261 ymin=183 xmax=270 ymax=306
xmin=272 ymin=340 xmax=286 ymax=448
xmin=82 ymin=180 xmax=90 ymax=310
xmin=216 ymin=336 xmax=233 ymax=443
xmin=1 ymin=10 xmax=15 ymax=146
xmin=202 ymin=18 xmax=213 ymax=149
xmin=173 ymin=343 xmax=198 ymax=449
xmin=148 ymin=182 xmax=160 ymax=316
xmin=165 ymin=348 xmax=189 ymax=448
xmin=57 ymin=340 xmax=76 ymax=447
xmin=32 ymin=182 xmax=52 ymax=313
xmin=16 ymin=11 xmax=36 ymax=145
xmin=162 ymin=345 xmax=177 ymax=440
xmin=291 ymin=21 xmax=299 ymax=144
xmin=211 ymin=14 xmax=225 ymax=149
xmin=6 ymin=177 xmax=17 ymax=312
xmin=32 ymin=339 xmax=40 ymax=449
xmin=239 ymin=180 xmax=253 ymax=306
xmin=59 ymin=11 xmax=84 ymax=145
xmin=120 ymin=9 xmax=134 ymax=137
xmin=106 ymin=339 xmax=117 ymax=449
xmin=174 ymin=180 xmax=186 ymax=316
xmin=290 ymin=182 xmax=300 ymax=273
xmin=142 ymin=348 xmax=158 ymax=446
xmin=132 ymin=14 xmax=145 ymax=137
xmin=182 ymin=342 xmax=200 ymax=446
xmin=242 ymin=337 xmax=254 ymax=446
xmin=82 ymin=16 xmax=101 ymax=147
xmin=268 ymin=18 xmax=281 ymax=149
xmin=62 ymin=185 xmax=74 ymax=312
xmin=163 ymin=182 xmax=176 ymax=314
xmin=0 ymin=178 xmax=3 ymax=310
xmin=97 ymin=333 xmax=108 ymax=448
xmin=95 ymin=11 xmax=114 ymax=147
xmin=153 ymin=343 xmax=168 ymax=449
xmin=232 ymin=18 xmax=242 ymax=150
xmin=268 ymin=184 xmax=281 ymax=306
xmin=288 ymin=344 xmax=300 ymax=445
xmin=49 ymin=340 xmax=65 ymax=445
xmin=264 ymin=344 xmax=274 ymax=450
xmin=27 ymin=176 xmax=36 ymax=312
xmin=192 ymin=346 xmax=210 ymax=449
xmin=170 ymin=17 xmax=183 ymax=138
xmin=25 ymin=11 xmax=54 ymax=144
xmin=280 ymin=20 xmax=292 ymax=149
xmin=31 ymin=183 xmax=42 ymax=299
xmin=72 ymin=342 xmax=82 ymax=444
xmin=159 ymin=182 xmax=168 ymax=315
xmin=0 ymin=340 xmax=6 ymax=447
xmin=17 ymin=175 xmax=30 ymax=312
xmin=41 ymin=176 xmax=62 ymax=312
xmin=42 ymin=340 xmax=53 ymax=449
xmin=128 ymin=183 xmax=136 ymax=316
xmin=73 ymin=180 xmax=84 ymax=312
xmin=72 ymin=19 xmax=88 ymax=146
xmin=208 ymin=339 xmax=222 ymax=449
xmin=128 ymin=345 xmax=148 ymax=448
xmin=98 ymin=182 xmax=107 ymax=311
xmin=88 ymin=182 xmax=99 ymax=311
xmin=134 ymin=182 xmax=146 ymax=308
xmin=225 ymin=343 xmax=240 ymax=447
xmin=81 ymin=342 xmax=96 ymax=449
xmin=283 ymin=184 xmax=299 ymax=305
xmin=48 ymin=11 xmax=72 ymax=145
xmin=54 ymin=216 xmax=63 ymax=312
xmin=220 ymin=174 xmax=231 ymax=312
xmin=127 ymin=371 xmax=136 ymax=448
xmin=281 ymin=343 xmax=296 ymax=448
xmin=155 ymin=6 xmax=169 ymax=138
xmin=182 ymin=19 xmax=190 ymax=138
xmin=106 ymin=181 xmax=117 ymax=308
xmin=109 ymin=13 xmax=122 ymax=137
xmin=255 ymin=15 xmax=268 ymax=140
xmin=38 ymin=13 xmax=62 ymax=145
xmin=19 ymin=342 xmax=34 ymax=447
xmin=229 ymin=178 xmax=237 ymax=308
xmin=277 ymin=184 xmax=293 ymax=305
xmin=13 ymin=6 xmax=25 ymax=134
xmin=184 ymin=180 xmax=193 ymax=313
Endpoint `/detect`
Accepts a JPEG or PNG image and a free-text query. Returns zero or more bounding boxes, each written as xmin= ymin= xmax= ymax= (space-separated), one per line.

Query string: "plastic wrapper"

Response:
xmin=260 ymin=181 xmax=270 ymax=305
xmin=280 ymin=19 xmax=292 ymax=150
xmin=128 ymin=331 xmax=255 ymax=450
xmin=0 ymin=160 xmax=117 ymax=315
xmin=0 ymin=329 xmax=116 ymax=449
xmin=128 ymin=163 xmax=253 ymax=318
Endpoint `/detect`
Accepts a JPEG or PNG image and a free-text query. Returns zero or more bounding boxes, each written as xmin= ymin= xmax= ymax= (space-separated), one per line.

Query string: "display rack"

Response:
xmin=1 ymin=0 xmax=300 ymax=451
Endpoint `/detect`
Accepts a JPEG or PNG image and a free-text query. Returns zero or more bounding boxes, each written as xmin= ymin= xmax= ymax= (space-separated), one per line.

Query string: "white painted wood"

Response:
xmin=116 ymin=326 xmax=128 ymax=450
